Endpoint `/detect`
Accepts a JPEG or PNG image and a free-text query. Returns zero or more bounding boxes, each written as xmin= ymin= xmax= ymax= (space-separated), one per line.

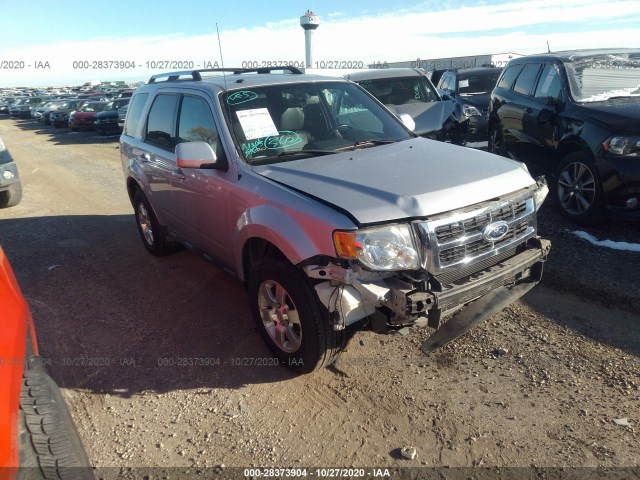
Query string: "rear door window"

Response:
xmin=497 ymin=64 xmax=524 ymax=90
xmin=513 ymin=63 xmax=542 ymax=96
xmin=145 ymin=94 xmax=178 ymax=150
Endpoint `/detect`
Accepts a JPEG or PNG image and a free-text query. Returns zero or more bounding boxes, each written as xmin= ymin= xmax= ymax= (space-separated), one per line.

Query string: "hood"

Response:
xmin=386 ymin=101 xmax=456 ymax=135
xmin=458 ymin=93 xmax=491 ymax=110
xmin=576 ymin=98 xmax=640 ymax=134
xmin=252 ymin=137 xmax=536 ymax=226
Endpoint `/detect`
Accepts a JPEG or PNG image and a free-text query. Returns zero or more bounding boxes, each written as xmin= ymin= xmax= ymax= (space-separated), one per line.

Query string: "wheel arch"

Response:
xmin=555 ymin=137 xmax=596 ymax=166
xmin=235 ymin=205 xmax=336 ymax=283
xmin=126 ymin=177 xmax=142 ymax=204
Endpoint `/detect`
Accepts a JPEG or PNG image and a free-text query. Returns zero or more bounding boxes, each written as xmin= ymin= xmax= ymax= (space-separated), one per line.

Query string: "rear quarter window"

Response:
xmin=123 ymin=93 xmax=148 ymax=137
xmin=496 ymin=64 xmax=524 ymax=90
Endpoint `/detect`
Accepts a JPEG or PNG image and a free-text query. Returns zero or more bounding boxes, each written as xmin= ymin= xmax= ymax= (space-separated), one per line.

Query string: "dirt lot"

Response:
xmin=1 ymin=117 xmax=639 ymax=478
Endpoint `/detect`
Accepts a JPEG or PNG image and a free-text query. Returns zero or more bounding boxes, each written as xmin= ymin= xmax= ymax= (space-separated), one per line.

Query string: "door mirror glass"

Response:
xmin=176 ymin=141 xmax=222 ymax=169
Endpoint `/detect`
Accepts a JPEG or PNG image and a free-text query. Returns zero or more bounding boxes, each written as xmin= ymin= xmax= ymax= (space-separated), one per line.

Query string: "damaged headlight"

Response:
xmin=533 ymin=178 xmax=549 ymax=210
xmin=333 ymin=224 xmax=419 ymax=271
xmin=604 ymin=136 xmax=640 ymax=156
xmin=462 ymin=104 xmax=481 ymax=117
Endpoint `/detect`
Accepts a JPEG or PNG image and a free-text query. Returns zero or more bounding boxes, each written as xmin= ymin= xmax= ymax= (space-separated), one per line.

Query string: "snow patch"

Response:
xmin=570 ymin=230 xmax=640 ymax=252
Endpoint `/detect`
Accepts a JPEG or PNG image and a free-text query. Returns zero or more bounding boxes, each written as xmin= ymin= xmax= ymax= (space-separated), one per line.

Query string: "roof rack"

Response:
xmin=148 ymin=66 xmax=303 ymax=84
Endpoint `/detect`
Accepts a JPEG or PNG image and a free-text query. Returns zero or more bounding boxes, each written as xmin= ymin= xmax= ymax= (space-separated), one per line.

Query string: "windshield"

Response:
xmin=458 ymin=71 xmax=502 ymax=95
xmin=356 ymin=76 xmax=439 ymax=105
xmin=223 ymin=81 xmax=412 ymax=165
xmin=565 ymin=52 xmax=640 ymax=102
xmin=80 ymin=103 xmax=105 ymax=112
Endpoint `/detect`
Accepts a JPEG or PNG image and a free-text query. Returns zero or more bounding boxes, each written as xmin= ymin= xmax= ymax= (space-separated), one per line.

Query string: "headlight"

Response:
xmin=462 ymin=104 xmax=481 ymax=117
xmin=333 ymin=224 xmax=419 ymax=271
xmin=0 ymin=138 xmax=5 ymax=152
xmin=604 ymin=136 xmax=640 ymax=156
xmin=533 ymin=178 xmax=549 ymax=210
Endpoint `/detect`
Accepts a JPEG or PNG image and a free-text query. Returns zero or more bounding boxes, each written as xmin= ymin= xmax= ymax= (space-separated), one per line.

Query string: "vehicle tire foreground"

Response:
xmin=18 ymin=342 xmax=95 ymax=480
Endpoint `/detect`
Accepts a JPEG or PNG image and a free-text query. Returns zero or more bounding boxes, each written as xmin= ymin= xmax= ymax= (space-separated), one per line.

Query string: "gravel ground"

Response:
xmin=1 ymin=116 xmax=639 ymax=478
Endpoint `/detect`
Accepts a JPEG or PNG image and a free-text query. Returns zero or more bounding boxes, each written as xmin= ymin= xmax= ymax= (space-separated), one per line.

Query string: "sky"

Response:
xmin=1 ymin=0 xmax=639 ymax=87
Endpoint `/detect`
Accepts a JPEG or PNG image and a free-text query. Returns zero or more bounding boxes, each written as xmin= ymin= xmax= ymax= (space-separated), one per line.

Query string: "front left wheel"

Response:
xmin=248 ymin=257 xmax=343 ymax=374
xmin=554 ymin=152 xmax=603 ymax=224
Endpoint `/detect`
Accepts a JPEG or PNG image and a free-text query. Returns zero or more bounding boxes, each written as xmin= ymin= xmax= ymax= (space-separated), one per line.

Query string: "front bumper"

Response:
xmin=597 ymin=152 xmax=640 ymax=220
xmin=312 ymin=236 xmax=550 ymax=351
xmin=378 ymin=237 xmax=549 ymax=327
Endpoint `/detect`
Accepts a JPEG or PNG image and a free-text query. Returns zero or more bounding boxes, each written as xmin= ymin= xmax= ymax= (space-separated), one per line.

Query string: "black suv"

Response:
xmin=437 ymin=67 xmax=502 ymax=143
xmin=487 ymin=49 xmax=640 ymax=223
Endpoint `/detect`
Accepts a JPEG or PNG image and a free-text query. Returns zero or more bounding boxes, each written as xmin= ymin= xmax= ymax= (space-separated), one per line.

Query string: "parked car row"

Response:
xmin=1 ymin=94 xmax=131 ymax=136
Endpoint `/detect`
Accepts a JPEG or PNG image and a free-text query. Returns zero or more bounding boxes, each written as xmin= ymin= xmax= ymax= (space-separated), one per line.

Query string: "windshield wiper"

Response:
xmin=277 ymin=149 xmax=338 ymax=157
xmin=336 ymin=139 xmax=398 ymax=151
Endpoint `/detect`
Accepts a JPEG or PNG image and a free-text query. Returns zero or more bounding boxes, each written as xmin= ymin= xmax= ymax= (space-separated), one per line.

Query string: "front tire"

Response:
xmin=248 ymin=258 xmax=343 ymax=374
xmin=553 ymin=152 xmax=603 ymax=224
xmin=0 ymin=181 xmax=22 ymax=208
xmin=132 ymin=190 xmax=180 ymax=256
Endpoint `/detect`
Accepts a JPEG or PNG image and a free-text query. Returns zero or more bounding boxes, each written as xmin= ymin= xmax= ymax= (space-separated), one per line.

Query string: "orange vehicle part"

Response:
xmin=0 ymin=247 xmax=37 ymax=471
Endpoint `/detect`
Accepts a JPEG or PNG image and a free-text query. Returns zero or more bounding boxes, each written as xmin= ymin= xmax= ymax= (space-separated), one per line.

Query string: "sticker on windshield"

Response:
xmin=458 ymin=79 xmax=469 ymax=88
xmin=236 ymin=108 xmax=278 ymax=140
xmin=227 ymin=90 xmax=258 ymax=105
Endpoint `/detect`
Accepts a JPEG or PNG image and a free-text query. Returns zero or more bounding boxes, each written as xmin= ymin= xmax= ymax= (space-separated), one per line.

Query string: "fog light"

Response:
xmin=626 ymin=197 xmax=639 ymax=209
xmin=2 ymin=170 xmax=13 ymax=180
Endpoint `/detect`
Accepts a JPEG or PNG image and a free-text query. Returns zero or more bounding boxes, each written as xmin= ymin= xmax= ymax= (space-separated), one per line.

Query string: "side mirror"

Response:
xmin=547 ymin=97 xmax=564 ymax=111
xmin=537 ymin=107 xmax=557 ymax=126
xmin=176 ymin=141 xmax=224 ymax=170
xmin=440 ymin=92 xmax=451 ymax=101
xmin=398 ymin=113 xmax=416 ymax=132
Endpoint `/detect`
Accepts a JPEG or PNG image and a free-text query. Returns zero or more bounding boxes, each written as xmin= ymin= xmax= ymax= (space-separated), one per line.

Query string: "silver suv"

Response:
xmin=121 ymin=67 xmax=550 ymax=373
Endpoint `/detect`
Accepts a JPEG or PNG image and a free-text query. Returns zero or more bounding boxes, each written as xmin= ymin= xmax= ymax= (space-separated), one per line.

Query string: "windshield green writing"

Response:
xmin=227 ymin=91 xmax=258 ymax=105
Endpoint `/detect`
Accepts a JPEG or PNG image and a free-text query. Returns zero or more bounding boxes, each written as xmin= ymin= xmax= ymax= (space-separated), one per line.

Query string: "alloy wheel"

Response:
xmin=257 ymin=280 xmax=302 ymax=353
xmin=137 ymin=202 xmax=155 ymax=246
xmin=557 ymin=161 xmax=597 ymax=215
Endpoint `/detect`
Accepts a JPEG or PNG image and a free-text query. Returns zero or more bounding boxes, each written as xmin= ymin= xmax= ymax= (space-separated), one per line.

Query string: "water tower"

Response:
xmin=300 ymin=10 xmax=320 ymax=68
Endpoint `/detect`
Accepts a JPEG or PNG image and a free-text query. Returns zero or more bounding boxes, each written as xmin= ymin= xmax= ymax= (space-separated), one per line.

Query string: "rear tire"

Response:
xmin=488 ymin=121 xmax=505 ymax=156
xmin=132 ymin=190 xmax=180 ymax=256
xmin=0 ymin=181 xmax=22 ymax=208
xmin=248 ymin=257 xmax=343 ymax=374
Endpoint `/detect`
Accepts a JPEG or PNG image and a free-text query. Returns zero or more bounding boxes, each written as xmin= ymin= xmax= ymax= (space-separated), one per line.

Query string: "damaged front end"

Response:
xmin=304 ymin=181 xmax=551 ymax=353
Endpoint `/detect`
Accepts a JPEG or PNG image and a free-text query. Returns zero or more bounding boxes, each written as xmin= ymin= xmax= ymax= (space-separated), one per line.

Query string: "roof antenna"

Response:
xmin=547 ymin=41 xmax=551 ymax=53
xmin=216 ymin=23 xmax=228 ymax=91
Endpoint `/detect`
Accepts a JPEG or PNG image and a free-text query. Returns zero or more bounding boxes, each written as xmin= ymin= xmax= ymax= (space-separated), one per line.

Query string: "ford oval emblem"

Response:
xmin=483 ymin=221 xmax=510 ymax=242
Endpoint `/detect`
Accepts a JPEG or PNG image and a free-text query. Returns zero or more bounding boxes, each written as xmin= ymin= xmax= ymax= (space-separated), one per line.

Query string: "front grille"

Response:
xmin=416 ymin=188 xmax=537 ymax=274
